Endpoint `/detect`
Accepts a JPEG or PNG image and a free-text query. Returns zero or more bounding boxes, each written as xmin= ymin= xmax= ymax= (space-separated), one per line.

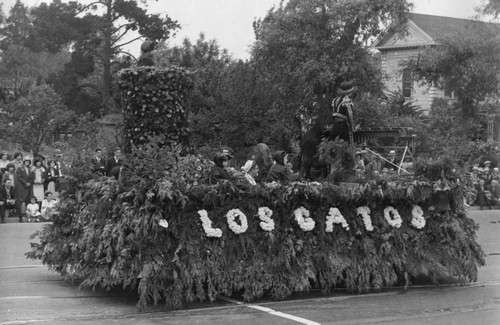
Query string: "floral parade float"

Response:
xmin=27 ymin=65 xmax=485 ymax=310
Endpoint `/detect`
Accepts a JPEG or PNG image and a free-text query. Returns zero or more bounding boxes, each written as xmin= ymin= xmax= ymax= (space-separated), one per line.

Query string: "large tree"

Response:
xmin=2 ymin=84 xmax=74 ymax=156
xmin=159 ymin=34 xmax=281 ymax=155
xmin=29 ymin=0 xmax=179 ymax=114
xmin=251 ymin=0 xmax=412 ymax=146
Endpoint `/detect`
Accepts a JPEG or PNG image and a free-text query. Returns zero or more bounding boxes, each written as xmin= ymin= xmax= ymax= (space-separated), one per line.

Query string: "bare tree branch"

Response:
xmin=75 ymin=1 xmax=105 ymax=15
xmin=112 ymin=36 xmax=142 ymax=50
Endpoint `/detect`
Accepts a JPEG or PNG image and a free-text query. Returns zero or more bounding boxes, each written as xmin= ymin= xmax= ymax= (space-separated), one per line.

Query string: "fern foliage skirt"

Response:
xmin=27 ymin=177 xmax=485 ymax=309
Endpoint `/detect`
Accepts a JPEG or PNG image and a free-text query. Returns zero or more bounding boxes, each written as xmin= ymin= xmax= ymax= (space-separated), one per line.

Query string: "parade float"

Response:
xmin=27 ymin=65 xmax=485 ymax=310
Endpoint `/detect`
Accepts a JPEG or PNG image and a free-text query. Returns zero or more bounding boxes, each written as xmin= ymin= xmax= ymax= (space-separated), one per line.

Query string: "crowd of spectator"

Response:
xmin=0 ymin=146 xmax=126 ymax=223
xmin=467 ymin=160 xmax=500 ymax=209
xmin=0 ymin=150 xmax=67 ymax=223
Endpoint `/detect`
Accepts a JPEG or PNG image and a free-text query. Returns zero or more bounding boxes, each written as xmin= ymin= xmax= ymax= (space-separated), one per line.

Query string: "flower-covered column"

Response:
xmin=118 ymin=66 xmax=193 ymax=152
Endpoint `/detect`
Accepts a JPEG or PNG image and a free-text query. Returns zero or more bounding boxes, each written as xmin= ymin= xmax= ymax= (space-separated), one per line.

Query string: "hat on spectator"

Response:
xmin=33 ymin=157 xmax=43 ymax=165
xmin=472 ymin=166 xmax=478 ymax=170
xmin=54 ymin=149 xmax=62 ymax=157
xmin=484 ymin=160 xmax=492 ymax=165
xmin=388 ymin=150 xmax=397 ymax=156
xmin=382 ymin=167 xmax=389 ymax=172
xmin=222 ymin=149 xmax=233 ymax=160
xmin=494 ymin=167 xmax=499 ymax=172
xmin=337 ymin=80 xmax=357 ymax=95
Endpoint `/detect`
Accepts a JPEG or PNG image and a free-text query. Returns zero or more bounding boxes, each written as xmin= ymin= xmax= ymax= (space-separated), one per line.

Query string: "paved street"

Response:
xmin=1 ymin=209 xmax=499 ymax=325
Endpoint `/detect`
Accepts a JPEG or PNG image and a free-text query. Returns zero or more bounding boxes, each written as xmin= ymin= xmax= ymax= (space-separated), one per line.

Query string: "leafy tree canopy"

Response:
xmin=482 ymin=0 xmax=500 ymax=18
xmin=2 ymin=84 xmax=75 ymax=155
xmin=1 ymin=0 xmax=180 ymax=115
xmin=250 ymin=0 xmax=412 ymax=147
xmin=0 ymin=1 xmax=70 ymax=100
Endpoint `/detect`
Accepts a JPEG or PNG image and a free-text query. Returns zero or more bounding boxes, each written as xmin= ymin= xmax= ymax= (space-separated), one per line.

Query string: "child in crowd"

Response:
xmin=41 ymin=191 xmax=59 ymax=221
xmin=26 ymin=196 xmax=42 ymax=222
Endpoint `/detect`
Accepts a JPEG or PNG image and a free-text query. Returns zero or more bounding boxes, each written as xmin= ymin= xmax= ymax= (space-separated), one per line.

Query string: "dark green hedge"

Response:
xmin=27 ymin=173 xmax=485 ymax=309
xmin=118 ymin=66 xmax=193 ymax=152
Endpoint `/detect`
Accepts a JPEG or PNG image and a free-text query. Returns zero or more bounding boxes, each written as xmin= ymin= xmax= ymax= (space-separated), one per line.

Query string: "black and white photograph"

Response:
xmin=0 ymin=0 xmax=499 ymax=324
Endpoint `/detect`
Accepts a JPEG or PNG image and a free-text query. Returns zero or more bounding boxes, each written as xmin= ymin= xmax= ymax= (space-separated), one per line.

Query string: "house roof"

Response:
xmin=409 ymin=13 xmax=500 ymax=40
xmin=373 ymin=13 xmax=500 ymax=50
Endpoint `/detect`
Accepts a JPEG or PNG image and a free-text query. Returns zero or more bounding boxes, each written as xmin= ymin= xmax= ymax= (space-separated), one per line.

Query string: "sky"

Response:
xmin=0 ymin=0 xmax=488 ymax=59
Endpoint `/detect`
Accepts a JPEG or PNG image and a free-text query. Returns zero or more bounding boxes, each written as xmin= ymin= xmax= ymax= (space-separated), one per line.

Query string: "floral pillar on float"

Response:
xmin=118 ymin=53 xmax=193 ymax=152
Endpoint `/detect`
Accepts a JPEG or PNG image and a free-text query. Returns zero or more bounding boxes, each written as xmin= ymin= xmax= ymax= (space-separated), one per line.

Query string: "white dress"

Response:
xmin=32 ymin=167 xmax=45 ymax=202
xmin=41 ymin=198 xmax=59 ymax=219
xmin=26 ymin=203 xmax=41 ymax=217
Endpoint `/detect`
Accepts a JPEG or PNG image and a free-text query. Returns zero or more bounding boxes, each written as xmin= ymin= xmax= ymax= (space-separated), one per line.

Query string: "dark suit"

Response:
xmin=91 ymin=156 xmax=107 ymax=175
xmin=106 ymin=156 xmax=122 ymax=176
xmin=15 ymin=166 xmax=34 ymax=220
xmin=0 ymin=185 xmax=16 ymax=222
xmin=475 ymin=183 xmax=493 ymax=209
xmin=54 ymin=161 xmax=64 ymax=177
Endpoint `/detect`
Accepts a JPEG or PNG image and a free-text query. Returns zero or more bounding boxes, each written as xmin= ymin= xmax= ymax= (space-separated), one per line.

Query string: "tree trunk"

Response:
xmin=102 ymin=0 xmax=113 ymax=114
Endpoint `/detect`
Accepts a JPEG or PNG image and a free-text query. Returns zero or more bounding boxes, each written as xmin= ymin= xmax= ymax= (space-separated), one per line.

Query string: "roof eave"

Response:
xmin=376 ymin=43 xmax=437 ymax=51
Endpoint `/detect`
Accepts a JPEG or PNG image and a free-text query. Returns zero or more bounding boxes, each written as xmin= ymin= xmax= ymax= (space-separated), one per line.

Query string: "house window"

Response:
xmin=402 ymin=68 xmax=413 ymax=98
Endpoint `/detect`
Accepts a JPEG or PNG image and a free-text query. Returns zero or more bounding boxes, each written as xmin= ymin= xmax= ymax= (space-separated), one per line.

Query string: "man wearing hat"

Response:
xmin=366 ymin=153 xmax=383 ymax=176
xmin=470 ymin=166 xmax=480 ymax=184
xmin=327 ymin=80 xmax=358 ymax=148
xmin=384 ymin=150 xmax=398 ymax=171
xmin=222 ymin=149 xmax=233 ymax=160
xmin=493 ymin=167 xmax=499 ymax=181
xmin=53 ymin=149 xmax=64 ymax=178
xmin=14 ymin=156 xmax=34 ymax=222
xmin=482 ymin=161 xmax=493 ymax=184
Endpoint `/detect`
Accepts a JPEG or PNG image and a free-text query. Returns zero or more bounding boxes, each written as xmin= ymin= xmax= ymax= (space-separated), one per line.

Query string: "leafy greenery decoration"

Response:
xmin=26 ymin=146 xmax=485 ymax=310
xmin=118 ymin=66 xmax=193 ymax=152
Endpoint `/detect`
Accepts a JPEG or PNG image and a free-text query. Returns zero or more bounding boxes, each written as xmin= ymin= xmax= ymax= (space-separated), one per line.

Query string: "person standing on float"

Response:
xmin=329 ymin=80 xmax=357 ymax=151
